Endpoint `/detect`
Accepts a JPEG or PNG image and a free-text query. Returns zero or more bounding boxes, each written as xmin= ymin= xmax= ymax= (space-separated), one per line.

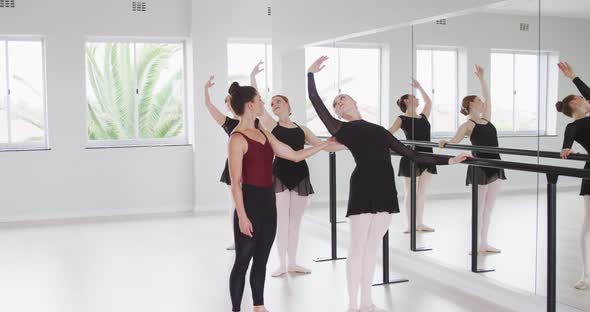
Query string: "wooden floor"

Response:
xmin=0 ymin=213 xmax=513 ymax=312
xmin=308 ymin=188 xmax=590 ymax=311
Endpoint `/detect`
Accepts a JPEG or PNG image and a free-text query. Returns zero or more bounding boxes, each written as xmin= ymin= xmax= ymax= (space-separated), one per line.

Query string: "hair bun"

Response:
xmin=228 ymin=81 xmax=241 ymax=95
xmin=555 ymin=101 xmax=563 ymax=112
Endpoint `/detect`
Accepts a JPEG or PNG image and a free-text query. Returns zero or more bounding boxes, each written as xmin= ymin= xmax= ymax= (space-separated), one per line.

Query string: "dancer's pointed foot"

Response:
xmin=288 ymin=264 xmax=312 ymax=274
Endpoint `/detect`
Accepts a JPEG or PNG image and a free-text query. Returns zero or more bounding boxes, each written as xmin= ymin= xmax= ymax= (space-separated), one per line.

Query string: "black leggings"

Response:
xmin=230 ymin=184 xmax=277 ymax=312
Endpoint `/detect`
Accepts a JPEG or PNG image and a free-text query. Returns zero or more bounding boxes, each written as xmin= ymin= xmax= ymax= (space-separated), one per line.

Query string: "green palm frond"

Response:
xmin=86 ymin=42 xmax=184 ymax=141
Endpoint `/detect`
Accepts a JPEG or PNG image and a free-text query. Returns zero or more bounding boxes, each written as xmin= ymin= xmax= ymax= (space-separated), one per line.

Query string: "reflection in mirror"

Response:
xmin=539 ymin=0 xmax=590 ymax=309
xmin=408 ymin=1 xmax=544 ymax=296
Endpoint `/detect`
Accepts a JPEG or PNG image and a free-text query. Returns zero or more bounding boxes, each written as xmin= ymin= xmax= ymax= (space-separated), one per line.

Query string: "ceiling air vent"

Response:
xmin=520 ymin=23 xmax=530 ymax=31
xmin=132 ymin=1 xmax=147 ymax=12
xmin=436 ymin=19 xmax=447 ymax=25
xmin=0 ymin=0 xmax=15 ymax=8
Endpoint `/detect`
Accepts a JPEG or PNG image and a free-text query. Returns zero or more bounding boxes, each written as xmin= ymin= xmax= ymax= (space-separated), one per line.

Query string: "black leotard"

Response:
xmin=563 ymin=77 xmax=590 ymax=196
xmin=271 ymin=122 xmax=314 ymax=196
xmin=397 ymin=114 xmax=437 ymax=177
xmin=307 ymin=72 xmax=449 ymax=217
xmin=465 ymin=119 xmax=507 ymax=185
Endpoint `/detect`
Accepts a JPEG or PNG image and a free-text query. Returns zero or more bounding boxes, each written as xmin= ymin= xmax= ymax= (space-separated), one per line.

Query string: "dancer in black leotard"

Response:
xmin=439 ymin=65 xmax=506 ymax=255
xmin=226 ymin=80 xmax=335 ymax=312
xmin=556 ymin=61 xmax=590 ymax=290
xmin=389 ymin=79 xmax=437 ymax=233
xmin=204 ymin=76 xmax=259 ymax=251
xmin=249 ymin=61 xmax=345 ymax=277
xmin=307 ymin=56 xmax=468 ymax=312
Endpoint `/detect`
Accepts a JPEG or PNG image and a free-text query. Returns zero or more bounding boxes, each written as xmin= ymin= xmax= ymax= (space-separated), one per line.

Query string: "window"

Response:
xmin=85 ymin=40 xmax=187 ymax=147
xmin=305 ymin=45 xmax=381 ymax=136
xmin=491 ymin=51 xmax=550 ymax=135
xmin=227 ymin=41 xmax=272 ymax=101
xmin=0 ymin=39 xmax=47 ymax=150
xmin=415 ymin=48 xmax=459 ymax=136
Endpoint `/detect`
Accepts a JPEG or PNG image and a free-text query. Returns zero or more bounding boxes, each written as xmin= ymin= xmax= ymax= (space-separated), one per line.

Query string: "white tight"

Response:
xmin=347 ymin=212 xmax=392 ymax=310
xmin=581 ymin=196 xmax=590 ymax=278
xmin=403 ymin=172 xmax=433 ymax=227
xmin=275 ymin=189 xmax=309 ymax=268
xmin=476 ymin=180 xmax=501 ymax=247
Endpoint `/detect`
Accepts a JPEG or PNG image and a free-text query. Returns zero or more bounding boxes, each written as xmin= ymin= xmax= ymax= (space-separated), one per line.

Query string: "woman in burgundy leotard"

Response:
xmin=225 ymin=80 xmax=335 ymax=312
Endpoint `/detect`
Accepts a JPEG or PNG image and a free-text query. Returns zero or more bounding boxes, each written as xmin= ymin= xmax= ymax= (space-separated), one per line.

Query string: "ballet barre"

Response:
xmin=402 ymin=139 xmax=590 ymax=162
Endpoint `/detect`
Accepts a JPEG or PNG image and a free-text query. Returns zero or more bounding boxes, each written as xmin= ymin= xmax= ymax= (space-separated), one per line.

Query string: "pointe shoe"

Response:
xmin=226 ymin=243 xmax=235 ymax=251
xmin=574 ymin=276 xmax=589 ymax=290
xmin=288 ymin=265 xmax=312 ymax=274
xmin=271 ymin=267 xmax=287 ymax=277
xmin=360 ymin=304 xmax=388 ymax=312
xmin=417 ymin=224 xmax=435 ymax=232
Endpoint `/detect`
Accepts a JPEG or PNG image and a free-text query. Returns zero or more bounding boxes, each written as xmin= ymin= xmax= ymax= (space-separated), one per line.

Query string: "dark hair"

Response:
xmin=396 ymin=94 xmax=410 ymax=113
xmin=228 ymin=82 xmax=258 ymax=116
xmin=556 ymin=95 xmax=576 ymax=118
xmin=461 ymin=95 xmax=477 ymax=116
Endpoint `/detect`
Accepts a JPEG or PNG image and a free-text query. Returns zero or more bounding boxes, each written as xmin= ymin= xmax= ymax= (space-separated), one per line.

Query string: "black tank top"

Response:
xmin=271 ymin=123 xmax=310 ymax=189
xmin=469 ymin=119 xmax=501 ymax=160
xmin=399 ymin=114 xmax=433 ymax=154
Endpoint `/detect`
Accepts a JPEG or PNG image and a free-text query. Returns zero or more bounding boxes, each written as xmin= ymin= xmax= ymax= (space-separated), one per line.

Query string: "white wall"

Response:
xmin=283 ymin=12 xmax=590 ymax=205
xmin=191 ymin=0 xmax=271 ymax=210
xmin=0 ymin=0 xmax=194 ymax=221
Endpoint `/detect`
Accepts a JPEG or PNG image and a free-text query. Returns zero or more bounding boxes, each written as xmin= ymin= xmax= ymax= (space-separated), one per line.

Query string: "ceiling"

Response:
xmin=485 ymin=0 xmax=590 ymax=19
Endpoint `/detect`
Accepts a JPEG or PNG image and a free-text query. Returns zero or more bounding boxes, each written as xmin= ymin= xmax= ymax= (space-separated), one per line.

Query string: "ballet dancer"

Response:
xmin=439 ymin=65 xmax=506 ymax=254
xmin=556 ymin=61 xmax=590 ymax=290
xmin=307 ymin=56 xmax=469 ymax=312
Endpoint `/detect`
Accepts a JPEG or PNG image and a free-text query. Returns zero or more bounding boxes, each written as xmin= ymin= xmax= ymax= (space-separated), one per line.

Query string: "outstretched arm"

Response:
xmin=439 ymin=122 xmax=471 ymax=148
xmin=386 ymin=130 xmax=468 ymax=165
xmin=307 ymin=56 xmax=343 ymax=136
xmin=203 ymin=76 xmax=227 ymax=126
xmin=265 ymin=129 xmax=333 ymax=161
xmin=388 ymin=117 xmax=403 ymax=134
xmin=302 ymin=125 xmax=347 ymax=152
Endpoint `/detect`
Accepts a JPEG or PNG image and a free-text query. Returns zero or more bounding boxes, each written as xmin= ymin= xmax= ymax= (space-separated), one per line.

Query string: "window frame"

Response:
xmin=490 ymin=49 xmax=551 ymax=136
xmin=0 ymin=36 xmax=49 ymax=151
xmin=304 ymin=43 xmax=383 ymax=136
xmin=227 ymin=38 xmax=273 ymax=101
xmin=415 ymin=46 xmax=460 ymax=138
xmin=84 ymin=36 xmax=189 ymax=148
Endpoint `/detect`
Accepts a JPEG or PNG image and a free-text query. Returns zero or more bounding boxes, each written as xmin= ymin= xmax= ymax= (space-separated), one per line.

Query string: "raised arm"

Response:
xmin=203 ymin=76 xmax=228 ymax=126
xmin=258 ymin=106 xmax=276 ymax=131
xmin=228 ymin=134 xmax=253 ymax=237
xmin=475 ymin=65 xmax=491 ymax=121
xmin=307 ymin=56 xmax=343 ymax=135
xmin=250 ymin=60 xmax=264 ymax=91
xmin=414 ymin=79 xmax=433 ymax=118
xmin=388 ymin=117 xmax=403 ymax=135
xmin=301 ymin=125 xmax=347 ymax=152
xmin=557 ymin=62 xmax=590 ymax=100
xmin=386 ymin=130 xmax=468 ymax=165
xmin=265 ymin=129 xmax=332 ymax=162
